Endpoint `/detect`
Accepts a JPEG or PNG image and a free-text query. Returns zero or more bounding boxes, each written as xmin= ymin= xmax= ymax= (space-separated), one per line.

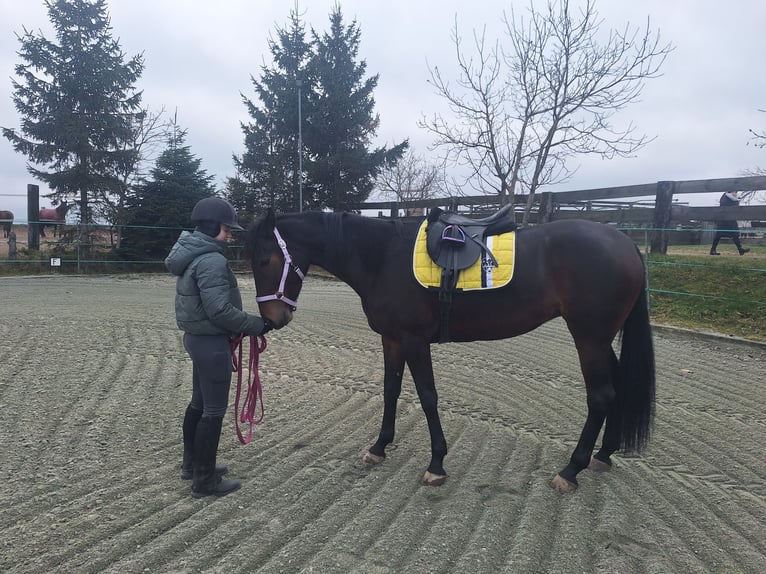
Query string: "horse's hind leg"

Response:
xmin=591 ymin=352 xmax=622 ymax=471
xmin=364 ymin=336 xmax=405 ymax=465
xmin=552 ymin=342 xmax=616 ymax=493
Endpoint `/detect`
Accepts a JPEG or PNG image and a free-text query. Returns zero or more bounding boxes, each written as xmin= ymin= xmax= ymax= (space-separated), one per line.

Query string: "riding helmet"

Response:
xmin=190 ymin=197 xmax=243 ymax=231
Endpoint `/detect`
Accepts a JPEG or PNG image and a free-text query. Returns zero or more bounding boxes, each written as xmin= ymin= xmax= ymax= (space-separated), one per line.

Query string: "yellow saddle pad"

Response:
xmin=412 ymin=220 xmax=516 ymax=290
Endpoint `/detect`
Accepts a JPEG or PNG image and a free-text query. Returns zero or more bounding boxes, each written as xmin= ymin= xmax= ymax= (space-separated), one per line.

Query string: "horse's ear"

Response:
xmin=264 ymin=209 xmax=276 ymax=230
xmin=254 ymin=209 xmax=276 ymax=239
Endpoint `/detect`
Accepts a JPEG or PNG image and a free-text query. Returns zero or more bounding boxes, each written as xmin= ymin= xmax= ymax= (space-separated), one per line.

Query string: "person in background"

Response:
xmin=7 ymin=230 xmax=16 ymax=260
xmin=710 ymin=191 xmax=750 ymax=256
xmin=165 ymin=197 xmax=272 ymax=498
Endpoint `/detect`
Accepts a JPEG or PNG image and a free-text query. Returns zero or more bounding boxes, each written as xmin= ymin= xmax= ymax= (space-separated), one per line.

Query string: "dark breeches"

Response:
xmin=183 ymin=333 xmax=233 ymax=417
xmin=711 ymin=222 xmax=744 ymax=251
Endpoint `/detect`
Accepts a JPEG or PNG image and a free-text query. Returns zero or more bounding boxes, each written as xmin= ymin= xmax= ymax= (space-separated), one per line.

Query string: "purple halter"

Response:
xmin=255 ymin=227 xmax=305 ymax=309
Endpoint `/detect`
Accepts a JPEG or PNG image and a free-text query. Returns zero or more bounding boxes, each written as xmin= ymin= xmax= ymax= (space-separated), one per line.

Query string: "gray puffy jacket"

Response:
xmin=165 ymin=231 xmax=265 ymax=336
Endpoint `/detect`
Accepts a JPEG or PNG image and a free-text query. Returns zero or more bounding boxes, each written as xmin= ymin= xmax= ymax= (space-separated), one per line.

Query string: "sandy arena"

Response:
xmin=0 ymin=274 xmax=764 ymax=573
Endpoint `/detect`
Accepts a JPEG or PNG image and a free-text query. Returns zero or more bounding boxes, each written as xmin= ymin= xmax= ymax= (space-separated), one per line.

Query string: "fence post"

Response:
xmin=538 ymin=192 xmax=555 ymax=223
xmin=27 ymin=184 xmax=40 ymax=251
xmin=650 ymin=180 xmax=674 ymax=254
xmin=643 ymin=228 xmax=651 ymax=313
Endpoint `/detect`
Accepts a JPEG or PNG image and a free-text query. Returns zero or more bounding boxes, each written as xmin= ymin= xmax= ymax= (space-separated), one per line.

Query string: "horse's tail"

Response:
xmin=617 ymin=281 xmax=656 ymax=453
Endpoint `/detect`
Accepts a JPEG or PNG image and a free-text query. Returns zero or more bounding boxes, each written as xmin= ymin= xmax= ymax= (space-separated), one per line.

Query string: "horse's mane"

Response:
xmin=330 ymin=213 xmax=411 ymax=272
xmin=323 ymin=212 xmax=348 ymax=271
xmin=243 ymin=211 xmax=332 ymax=260
xmin=244 ymin=211 xmax=411 ymax=269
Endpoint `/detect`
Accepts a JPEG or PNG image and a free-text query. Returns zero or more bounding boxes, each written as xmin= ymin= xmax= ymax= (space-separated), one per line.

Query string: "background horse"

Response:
xmin=0 ymin=210 xmax=12 ymax=238
xmin=246 ymin=211 xmax=655 ymax=493
xmin=39 ymin=201 xmax=72 ymax=237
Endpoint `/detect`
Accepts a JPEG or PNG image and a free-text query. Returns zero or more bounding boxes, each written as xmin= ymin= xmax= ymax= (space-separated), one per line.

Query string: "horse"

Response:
xmin=0 ymin=210 xmax=13 ymax=238
xmin=245 ymin=210 xmax=655 ymax=493
xmin=39 ymin=201 xmax=72 ymax=237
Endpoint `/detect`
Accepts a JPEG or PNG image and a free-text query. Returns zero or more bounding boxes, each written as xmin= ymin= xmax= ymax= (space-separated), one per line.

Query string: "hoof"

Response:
xmin=421 ymin=471 xmax=447 ymax=486
xmin=589 ymin=456 xmax=612 ymax=472
xmin=363 ymin=451 xmax=384 ymax=465
xmin=551 ymin=474 xmax=578 ymax=493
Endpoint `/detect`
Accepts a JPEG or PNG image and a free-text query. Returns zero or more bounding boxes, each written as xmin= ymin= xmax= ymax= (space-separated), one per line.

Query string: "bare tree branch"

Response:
xmin=376 ymin=149 xmax=446 ymax=213
xmin=420 ymin=0 xmax=673 ymax=223
xmin=742 ymin=108 xmax=766 ymax=203
xmin=93 ymin=107 xmax=171 ymax=247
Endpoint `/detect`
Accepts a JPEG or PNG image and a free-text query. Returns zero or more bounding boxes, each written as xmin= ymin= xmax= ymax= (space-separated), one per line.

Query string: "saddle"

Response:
xmin=426 ymin=204 xmax=515 ymax=270
xmin=424 ymin=204 xmax=517 ymax=342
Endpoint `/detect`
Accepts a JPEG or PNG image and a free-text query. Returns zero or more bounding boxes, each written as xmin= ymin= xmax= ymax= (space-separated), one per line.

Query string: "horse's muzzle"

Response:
xmin=259 ymin=300 xmax=293 ymax=329
xmin=273 ymin=308 xmax=293 ymax=329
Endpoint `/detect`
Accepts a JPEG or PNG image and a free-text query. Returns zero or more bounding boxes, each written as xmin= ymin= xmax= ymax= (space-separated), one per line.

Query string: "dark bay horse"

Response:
xmin=0 ymin=210 xmax=13 ymax=238
xmin=39 ymin=201 xmax=72 ymax=237
xmin=245 ymin=211 xmax=655 ymax=493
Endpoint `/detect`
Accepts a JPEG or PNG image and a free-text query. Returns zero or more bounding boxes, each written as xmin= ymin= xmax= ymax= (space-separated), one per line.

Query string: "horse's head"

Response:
xmin=56 ymin=200 xmax=73 ymax=217
xmin=245 ymin=210 xmax=309 ymax=329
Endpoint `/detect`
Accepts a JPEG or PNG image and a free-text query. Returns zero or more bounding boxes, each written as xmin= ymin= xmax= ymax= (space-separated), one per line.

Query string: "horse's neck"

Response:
xmin=306 ymin=213 xmax=351 ymax=279
xmin=309 ymin=213 xmax=395 ymax=290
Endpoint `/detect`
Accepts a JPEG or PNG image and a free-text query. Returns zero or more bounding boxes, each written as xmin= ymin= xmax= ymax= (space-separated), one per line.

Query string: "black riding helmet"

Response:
xmin=190 ymin=197 xmax=243 ymax=233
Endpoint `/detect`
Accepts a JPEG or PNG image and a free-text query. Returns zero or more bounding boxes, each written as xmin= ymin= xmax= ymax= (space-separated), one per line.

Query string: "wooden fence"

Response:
xmin=351 ymin=175 xmax=766 ymax=253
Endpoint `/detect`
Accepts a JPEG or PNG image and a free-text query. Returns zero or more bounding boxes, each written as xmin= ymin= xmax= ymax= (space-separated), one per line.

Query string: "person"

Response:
xmin=710 ymin=191 xmax=750 ymax=256
xmin=165 ymin=197 xmax=272 ymax=498
xmin=7 ymin=230 xmax=16 ymax=260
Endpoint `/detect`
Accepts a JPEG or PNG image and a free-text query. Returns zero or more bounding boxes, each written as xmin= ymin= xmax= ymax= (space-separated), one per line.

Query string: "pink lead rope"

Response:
xmin=230 ymin=334 xmax=267 ymax=444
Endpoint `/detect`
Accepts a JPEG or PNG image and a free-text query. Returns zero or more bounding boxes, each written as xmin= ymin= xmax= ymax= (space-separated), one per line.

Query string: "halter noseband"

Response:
xmin=255 ymin=227 xmax=305 ymax=309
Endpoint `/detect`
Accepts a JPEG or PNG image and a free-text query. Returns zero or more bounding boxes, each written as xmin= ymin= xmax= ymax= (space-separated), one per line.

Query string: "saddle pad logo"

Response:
xmin=413 ymin=220 xmax=516 ymax=290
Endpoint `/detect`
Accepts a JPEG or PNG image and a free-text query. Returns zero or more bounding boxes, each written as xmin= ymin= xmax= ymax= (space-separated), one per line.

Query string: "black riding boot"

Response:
xmin=710 ymin=236 xmax=721 ymax=255
xmin=191 ymin=416 xmax=241 ymax=498
xmin=732 ymin=236 xmax=750 ymax=255
xmin=180 ymin=405 xmax=228 ymax=480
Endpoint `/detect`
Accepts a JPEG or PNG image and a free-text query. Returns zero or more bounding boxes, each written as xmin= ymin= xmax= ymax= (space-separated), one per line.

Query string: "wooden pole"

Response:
xmin=538 ymin=192 xmax=555 ymax=223
xmin=27 ymin=184 xmax=39 ymax=251
xmin=650 ymin=181 xmax=674 ymax=254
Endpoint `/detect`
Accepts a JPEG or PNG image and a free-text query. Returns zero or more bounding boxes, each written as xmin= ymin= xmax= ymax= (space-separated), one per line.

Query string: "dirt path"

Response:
xmin=0 ymin=275 xmax=763 ymax=573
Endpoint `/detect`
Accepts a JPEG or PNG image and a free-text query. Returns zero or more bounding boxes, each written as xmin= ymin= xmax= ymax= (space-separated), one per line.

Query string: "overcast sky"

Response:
xmin=2 ymin=0 xmax=765 ymax=220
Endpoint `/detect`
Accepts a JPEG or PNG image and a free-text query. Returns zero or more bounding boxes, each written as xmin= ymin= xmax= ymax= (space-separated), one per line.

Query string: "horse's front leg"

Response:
xmin=364 ymin=336 xmax=405 ymax=465
xmin=406 ymin=339 xmax=448 ymax=486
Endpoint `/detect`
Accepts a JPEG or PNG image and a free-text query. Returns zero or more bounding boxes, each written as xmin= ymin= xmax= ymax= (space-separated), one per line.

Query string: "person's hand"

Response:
xmin=260 ymin=317 xmax=275 ymax=335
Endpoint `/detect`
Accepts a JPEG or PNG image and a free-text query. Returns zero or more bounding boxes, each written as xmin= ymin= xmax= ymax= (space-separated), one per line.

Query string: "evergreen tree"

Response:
xmin=2 ymin=0 xmax=144 ymax=223
xmin=235 ymin=10 xmax=312 ymax=213
xmin=224 ymin=173 xmax=255 ymax=226
xmin=305 ymin=6 xmax=407 ymax=211
xmin=120 ymin=126 xmax=215 ymax=259
xmin=237 ymin=6 xmax=406 ymax=215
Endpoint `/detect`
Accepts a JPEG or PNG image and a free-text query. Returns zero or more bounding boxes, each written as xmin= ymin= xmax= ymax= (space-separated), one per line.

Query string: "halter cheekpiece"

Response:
xmin=255 ymin=227 xmax=305 ymax=309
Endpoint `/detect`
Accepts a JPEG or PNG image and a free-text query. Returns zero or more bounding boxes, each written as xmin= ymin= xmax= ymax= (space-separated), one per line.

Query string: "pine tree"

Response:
xmin=2 ymin=0 xmax=144 ymax=223
xmin=120 ymin=126 xmax=215 ymax=259
xmin=236 ymin=6 xmax=407 ymax=215
xmin=235 ymin=10 xmax=311 ymax=213
xmin=305 ymin=6 xmax=407 ymax=211
xmin=224 ymin=173 xmax=255 ymax=227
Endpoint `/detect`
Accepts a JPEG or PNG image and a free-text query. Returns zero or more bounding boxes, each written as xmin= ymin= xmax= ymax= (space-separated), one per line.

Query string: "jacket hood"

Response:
xmin=165 ymin=231 xmax=225 ymax=276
